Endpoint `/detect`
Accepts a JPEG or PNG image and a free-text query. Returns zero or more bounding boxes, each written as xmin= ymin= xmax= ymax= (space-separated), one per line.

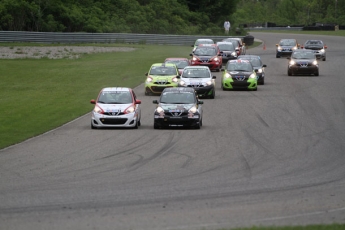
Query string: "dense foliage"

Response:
xmin=233 ymin=0 xmax=345 ymax=27
xmin=0 ymin=0 xmax=344 ymax=34
xmin=0 ymin=0 xmax=239 ymax=34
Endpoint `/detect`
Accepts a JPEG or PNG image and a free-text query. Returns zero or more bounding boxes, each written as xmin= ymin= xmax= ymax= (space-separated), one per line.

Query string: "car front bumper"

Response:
xmin=288 ymin=65 xmax=319 ymax=74
xmin=154 ymin=115 xmax=201 ymax=128
xmin=91 ymin=112 xmax=139 ymax=128
xmin=222 ymin=78 xmax=257 ymax=90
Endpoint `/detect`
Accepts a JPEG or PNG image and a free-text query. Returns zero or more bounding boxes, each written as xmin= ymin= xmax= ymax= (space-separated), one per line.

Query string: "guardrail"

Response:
xmin=0 ymin=31 xmax=244 ymax=45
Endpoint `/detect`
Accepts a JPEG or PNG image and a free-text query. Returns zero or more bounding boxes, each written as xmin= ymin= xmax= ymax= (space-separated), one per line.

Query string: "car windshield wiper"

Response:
xmin=97 ymin=101 xmax=106 ymax=103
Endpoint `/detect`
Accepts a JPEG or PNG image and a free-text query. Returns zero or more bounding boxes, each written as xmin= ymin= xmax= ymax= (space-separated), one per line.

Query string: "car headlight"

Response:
xmin=93 ymin=105 xmax=104 ymax=114
xmin=224 ymin=72 xmax=232 ymax=79
xmin=249 ymin=73 xmax=256 ymax=79
xmin=179 ymin=80 xmax=186 ymax=86
xmin=188 ymin=106 xmax=197 ymax=114
xmin=277 ymin=46 xmax=282 ymax=51
xmin=172 ymin=77 xmax=178 ymax=83
xmin=192 ymin=57 xmax=198 ymax=61
xmin=292 ymin=46 xmax=298 ymax=50
xmin=257 ymin=68 xmax=263 ymax=73
xmin=156 ymin=106 xmax=164 ymax=113
xmin=213 ymin=57 xmax=219 ymax=61
xmin=146 ymin=76 xmax=153 ymax=83
xmin=124 ymin=106 xmax=135 ymax=114
xmin=205 ymin=80 xmax=212 ymax=86
xmin=312 ymin=60 xmax=318 ymax=65
xmin=289 ymin=60 xmax=296 ymax=65
xmin=320 ymin=48 xmax=325 ymax=53
xmin=231 ymin=52 xmax=237 ymax=57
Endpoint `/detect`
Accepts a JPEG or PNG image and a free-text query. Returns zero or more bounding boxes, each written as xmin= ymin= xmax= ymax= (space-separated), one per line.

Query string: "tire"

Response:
xmin=260 ymin=78 xmax=265 ymax=85
xmin=138 ymin=119 xmax=141 ymax=126
xmin=154 ymin=123 xmax=159 ymax=129
xmin=195 ymin=123 xmax=201 ymax=129
xmin=323 ymin=57 xmax=326 ymax=61
xmin=288 ymin=70 xmax=292 ymax=76
xmin=276 ymin=54 xmax=280 ymax=58
xmin=133 ymin=120 xmax=138 ymax=129
xmin=315 ymin=71 xmax=319 ymax=76
xmin=209 ymin=90 xmax=215 ymax=99
xmin=91 ymin=121 xmax=97 ymax=129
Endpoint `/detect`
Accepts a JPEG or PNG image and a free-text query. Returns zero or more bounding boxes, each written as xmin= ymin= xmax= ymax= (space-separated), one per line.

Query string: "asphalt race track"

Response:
xmin=1 ymin=32 xmax=345 ymax=230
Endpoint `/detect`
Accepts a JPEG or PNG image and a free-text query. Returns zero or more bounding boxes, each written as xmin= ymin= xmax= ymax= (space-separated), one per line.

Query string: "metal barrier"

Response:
xmin=0 ymin=31 xmax=244 ymax=45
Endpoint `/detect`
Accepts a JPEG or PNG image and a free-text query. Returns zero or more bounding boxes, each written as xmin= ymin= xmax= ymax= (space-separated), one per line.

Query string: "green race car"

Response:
xmin=221 ymin=59 xmax=258 ymax=91
xmin=145 ymin=63 xmax=180 ymax=95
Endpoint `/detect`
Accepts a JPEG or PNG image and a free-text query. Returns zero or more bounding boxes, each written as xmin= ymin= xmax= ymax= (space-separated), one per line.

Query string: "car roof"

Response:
xmin=165 ymin=57 xmax=189 ymax=61
xmin=151 ymin=63 xmax=177 ymax=68
xmin=196 ymin=38 xmax=213 ymax=41
xmin=101 ymin=87 xmax=131 ymax=92
xmin=184 ymin=66 xmax=210 ymax=70
xmin=162 ymin=87 xmax=195 ymax=93
xmin=228 ymin=59 xmax=251 ymax=64
xmin=198 ymin=44 xmax=217 ymax=47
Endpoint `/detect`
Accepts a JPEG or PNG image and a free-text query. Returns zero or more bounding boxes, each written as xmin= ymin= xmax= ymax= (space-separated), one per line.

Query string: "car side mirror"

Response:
xmin=287 ymin=57 xmax=291 ymax=60
xmin=212 ymin=76 xmax=216 ymax=79
xmin=276 ymin=44 xmax=279 ymax=46
xmin=190 ymin=53 xmax=193 ymax=56
xmin=221 ymin=68 xmax=225 ymax=71
xmin=145 ymin=73 xmax=148 ymax=76
xmin=254 ymin=69 xmax=258 ymax=72
xmin=135 ymin=100 xmax=141 ymax=104
xmin=263 ymin=64 xmax=267 ymax=67
xmin=198 ymin=100 xmax=204 ymax=105
xmin=176 ymin=75 xmax=180 ymax=78
xmin=152 ymin=100 xmax=158 ymax=104
xmin=90 ymin=99 xmax=96 ymax=104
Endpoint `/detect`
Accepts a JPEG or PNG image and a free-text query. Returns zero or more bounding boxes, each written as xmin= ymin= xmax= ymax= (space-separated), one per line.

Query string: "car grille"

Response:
xmin=154 ymin=80 xmax=171 ymax=85
xmin=187 ymin=83 xmax=205 ymax=88
xmin=282 ymin=48 xmax=292 ymax=51
xmin=233 ymin=76 xmax=248 ymax=82
xmin=100 ymin=118 xmax=127 ymax=125
xmin=103 ymin=112 xmax=125 ymax=116
xmin=167 ymin=111 xmax=188 ymax=117
xmin=296 ymin=62 xmax=311 ymax=67
xmin=231 ymin=82 xmax=250 ymax=87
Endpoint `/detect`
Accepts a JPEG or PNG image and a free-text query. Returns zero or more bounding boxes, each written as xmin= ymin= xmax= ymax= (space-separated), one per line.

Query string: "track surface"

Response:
xmin=1 ymin=32 xmax=345 ymax=230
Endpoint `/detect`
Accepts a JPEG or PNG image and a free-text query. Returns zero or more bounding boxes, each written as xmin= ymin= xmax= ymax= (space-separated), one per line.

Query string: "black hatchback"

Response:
xmin=287 ymin=50 xmax=319 ymax=76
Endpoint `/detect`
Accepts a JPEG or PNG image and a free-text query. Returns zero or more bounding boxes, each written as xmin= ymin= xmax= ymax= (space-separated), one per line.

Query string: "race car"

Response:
xmin=190 ymin=44 xmax=222 ymax=72
xmin=90 ymin=87 xmax=141 ymax=129
xmin=153 ymin=87 xmax=203 ymax=129
xmin=178 ymin=66 xmax=216 ymax=99
xmin=287 ymin=50 xmax=319 ymax=76
xmin=145 ymin=63 xmax=180 ymax=95
xmin=221 ymin=59 xmax=258 ymax=91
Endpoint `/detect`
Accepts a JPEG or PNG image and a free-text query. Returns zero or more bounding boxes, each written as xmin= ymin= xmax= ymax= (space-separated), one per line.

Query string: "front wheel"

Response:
xmin=315 ymin=71 xmax=319 ymax=76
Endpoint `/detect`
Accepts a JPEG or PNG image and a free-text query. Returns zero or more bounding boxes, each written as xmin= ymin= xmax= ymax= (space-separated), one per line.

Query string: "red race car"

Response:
xmin=189 ymin=44 xmax=223 ymax=72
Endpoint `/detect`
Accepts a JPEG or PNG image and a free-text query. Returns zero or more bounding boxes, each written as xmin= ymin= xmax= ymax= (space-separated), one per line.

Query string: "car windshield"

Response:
xmin=239 ymin=58 xmax=261 ymax=67
xmin=149 ymin=66 xmax=177 ymax=75
xmin=160 ymin=92 xmax=195 ymax=104
xmin=223 ymin=39 xmax=239 ymax=46
xmin=165 ymin=60 xmax=189 ymax=69
xmin=195 ymin=40 xmax=213 ymax=46
xmin=194 ymin=47 xmax=216 ymax=56
xmin=98 ymin=91 xmax=132 ymax=104
xmin=292 ymin=52 xmax=315 ymax=59
xmin=280 ymin=40 xmax=296 ymax=46
xmin=227 ymin=63 xmax=253 ymax=72
xmin=182 ymin=68 xmax=209 ymax=78
xmin=217 ymin=43 xmax=235 ymax=51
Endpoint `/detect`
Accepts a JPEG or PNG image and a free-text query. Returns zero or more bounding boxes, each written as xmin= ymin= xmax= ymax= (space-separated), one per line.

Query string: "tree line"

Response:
xmin=0 ymin=0 xmax=344 ymax=35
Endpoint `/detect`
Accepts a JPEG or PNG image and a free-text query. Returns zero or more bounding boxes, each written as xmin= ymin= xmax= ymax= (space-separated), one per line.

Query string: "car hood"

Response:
xmin=304 ymin=45 xmax=323 ymax=50
xmin=97 ymin=103 xmax=132 ymax=112
xmin=149 ymin=75 xmax=177 ymax=80
xmin=194 ymin=55 xmax=214 ymax=59
xmin=158 ymin=103 xmax=195 ymax=111
xmin=227 ymin=70 xmax=253 ymax=78
xmin=180 ymin=77 xmax=211 ymax=84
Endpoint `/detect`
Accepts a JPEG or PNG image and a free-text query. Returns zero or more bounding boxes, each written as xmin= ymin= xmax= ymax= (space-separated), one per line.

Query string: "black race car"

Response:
xmin=287 ymin=50 xmax=319 ymax=76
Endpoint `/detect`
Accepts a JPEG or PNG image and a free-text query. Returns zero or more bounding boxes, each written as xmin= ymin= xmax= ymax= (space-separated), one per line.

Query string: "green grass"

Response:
xmin=0 ymin=43 xmax=192 ymax=149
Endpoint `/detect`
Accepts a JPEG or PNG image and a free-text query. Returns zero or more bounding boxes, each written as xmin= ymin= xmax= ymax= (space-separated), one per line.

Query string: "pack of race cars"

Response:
xmin=90 ymin=37 xmax=326 ymax=129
